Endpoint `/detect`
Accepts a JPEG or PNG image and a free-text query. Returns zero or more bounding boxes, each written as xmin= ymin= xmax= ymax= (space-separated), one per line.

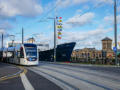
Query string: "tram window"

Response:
xmin=7 ymin=51 xmax=13 ymax=58
xmin=9 ymin=52 xmax=14 ymax=58
xmin=17 ymin=51 xmax=20 ymax=58
xmin=11 ymin=52 xmax=14 ymax=58
xmin=20 ymin=48 xmax=24 ymax=58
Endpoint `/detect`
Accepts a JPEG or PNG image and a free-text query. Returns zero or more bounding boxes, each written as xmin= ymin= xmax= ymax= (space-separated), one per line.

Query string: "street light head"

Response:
xmin=9 ymin=35 xmax=15 ymax=41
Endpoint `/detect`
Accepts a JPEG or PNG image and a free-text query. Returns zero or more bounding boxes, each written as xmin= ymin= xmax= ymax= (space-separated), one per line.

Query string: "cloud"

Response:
xmin=24 ymin=33 xmax=54 ymax=45
xmin=94 ymin=0 xmax=113 ymax=5
xmin=25 ymin=27 xmax=113 ymax=49
xmin=56 ymin=0 xmax=89 ymax=8
xmin=118 ymin=6 xmax=120 ymax=12
xmin=0 ymin=21 xmax=13 ymax=35
xmin=0 ymin=29 xmax=5 ymax=33
xmin=64 ymin=12 xmax=95 ymax=28
xmin=61 ymin=27 xmax=113 ymax=49
xmin=56 ymin=0 xmax=113 ymax=9
xmin=57 ymin=0 xmax=70 ymax=8
xmin=104 ymin=15 xmax=120 ymax=25
xmin=73 ymin=0 xmax=89 ymax=4
xmin=83 ymin=5 xmax=90 ymax=10
xmin=0 ymin=0 xmax=43 ymax=18
xmin=62 ymin=27 xmax=112 ymax=42
xmin=76 ymin=9 xmax=82 ymax=14
xmin=0 ymin=21 xmax=13 ymax=30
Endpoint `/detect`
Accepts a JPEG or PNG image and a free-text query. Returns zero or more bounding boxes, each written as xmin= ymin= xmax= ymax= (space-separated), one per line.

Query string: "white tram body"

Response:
xmin=0 ymin=43 xmax=39 ymax=65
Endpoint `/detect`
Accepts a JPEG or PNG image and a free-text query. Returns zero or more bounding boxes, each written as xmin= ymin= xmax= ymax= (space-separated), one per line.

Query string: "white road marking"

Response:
xmin=20 ymin=73 xmax=34 ymax=90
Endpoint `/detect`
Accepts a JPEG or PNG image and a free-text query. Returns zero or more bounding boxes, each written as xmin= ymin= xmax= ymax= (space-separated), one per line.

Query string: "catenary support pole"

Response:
xmin=22 ymin=27 xmax=24 ymax=44
xmin=1 ymin=33 xmax=3 ymax=48
xmin=114 ymin=0 xmax=118 ymax=65
xmin=54 ymin=18 xmax=56 ymax=62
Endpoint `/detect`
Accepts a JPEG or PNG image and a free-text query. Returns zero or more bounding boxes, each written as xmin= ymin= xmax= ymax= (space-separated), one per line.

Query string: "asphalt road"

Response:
xmin=0 ymin=62 xmax=120 ymax=90
xmin=28 ymin=62 xmax=120 ymax=90
xmin=0 ymin=62 xmax=62 ymax=90
xmin=0 ymin=62 xmax=20 ymax=77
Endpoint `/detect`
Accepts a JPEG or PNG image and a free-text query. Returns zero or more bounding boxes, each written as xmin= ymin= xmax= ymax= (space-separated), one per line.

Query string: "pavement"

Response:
xmin=0 ymin=62 xmax=63 ymax=90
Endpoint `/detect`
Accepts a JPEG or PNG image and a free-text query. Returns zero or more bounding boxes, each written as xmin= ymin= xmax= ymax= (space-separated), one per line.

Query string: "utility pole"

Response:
xmin=1 ymin=33 xmax=3 ymax=48
xmin=9 ymin=35 xmax=15 ymax=47
xmin=1 ymin=33 xmax=3 ymax=62
xmin=54 ymin=17 xmax=57 ymax=62
xmin=22 ymin=27 xmax=24 ymax=44
xmin=114 ymin=0 xmax=118 ymax=65
xmin=47 ymin=17 xmax=57 ymax=62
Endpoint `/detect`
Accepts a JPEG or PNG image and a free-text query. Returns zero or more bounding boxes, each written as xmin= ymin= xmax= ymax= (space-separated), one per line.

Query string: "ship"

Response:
xmin=39 ymin=42 xmax=76 ymax=62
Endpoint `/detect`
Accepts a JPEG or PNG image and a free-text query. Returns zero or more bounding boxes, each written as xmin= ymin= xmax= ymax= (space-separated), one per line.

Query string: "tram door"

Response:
xmin=17 ymin=51 xmax=21 ymax=64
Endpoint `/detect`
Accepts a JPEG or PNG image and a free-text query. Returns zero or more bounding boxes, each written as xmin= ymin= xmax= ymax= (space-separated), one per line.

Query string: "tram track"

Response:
xmin=28 ymin=62 xmax=120 ymax=90
xmin=29 ymin=67 xmax=79 ymax=90
xmin=43 ymin=63 xmax=120 ymax=83
xmin=36 ymin=66 xmax=112 ymax=90
xmin=29 ymin=67 xmax=110 ymax=90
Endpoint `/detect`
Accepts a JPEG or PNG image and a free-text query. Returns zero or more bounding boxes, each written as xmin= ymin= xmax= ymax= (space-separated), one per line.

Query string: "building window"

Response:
xmin=82 ymin=53 xmax=84 ymax=57
xmin=108 ymin=43 xmax=111 ymax=49
xmin=88 ymin=53 xmax=90 ymax=57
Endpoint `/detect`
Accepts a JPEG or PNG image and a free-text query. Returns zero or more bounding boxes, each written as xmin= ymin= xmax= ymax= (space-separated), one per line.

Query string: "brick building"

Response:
xmin=71 ymin=37 xmax=115 ymax=64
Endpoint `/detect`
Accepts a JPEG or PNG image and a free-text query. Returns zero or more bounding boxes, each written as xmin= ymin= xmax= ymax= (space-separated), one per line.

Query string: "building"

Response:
xmin=71 ymin=48 xmax=102 ymax=63
xmin=37 ymin=44 xmax=49 ymax=51
xmin=6 ymin=41 xmax=21 ymax=47
xmin=27 ymin=37 xmax=35 ymax=43
xmin=101 ymin=37 xmax=114 ymax=59
xmin=71 ymin=37 xmax=115 ymax=64
xmin=102 ymin=37 xmax=112 ymax=51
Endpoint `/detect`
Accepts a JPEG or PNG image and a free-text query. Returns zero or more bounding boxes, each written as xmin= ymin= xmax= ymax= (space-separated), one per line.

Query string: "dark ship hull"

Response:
xmin=39 ymin=42 xmax=76 ymax=62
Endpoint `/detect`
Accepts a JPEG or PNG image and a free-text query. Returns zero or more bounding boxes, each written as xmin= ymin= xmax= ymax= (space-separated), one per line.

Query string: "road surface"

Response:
xmin=0 ymin=62 xmax=62 ymax=90
xmin=0 ymin=62 xmax=120 ymax=90
xmin=28 ymin=62 xmax=120 ymax=90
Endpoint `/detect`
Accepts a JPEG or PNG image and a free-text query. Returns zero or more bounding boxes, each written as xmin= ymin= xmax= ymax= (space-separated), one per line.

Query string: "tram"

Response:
xmin=0 ymin=43 xmax=39 ymax=65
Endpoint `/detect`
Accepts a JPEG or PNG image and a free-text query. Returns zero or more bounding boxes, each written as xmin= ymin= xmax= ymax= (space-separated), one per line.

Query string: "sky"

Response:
xmin=0 ymin=0 xmax=120 ymax=49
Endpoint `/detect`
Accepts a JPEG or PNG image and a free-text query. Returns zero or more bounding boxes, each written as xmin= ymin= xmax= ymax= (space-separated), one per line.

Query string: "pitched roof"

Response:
xmin=27 ymin=37 xmax=35 ymax=40
xmin=102 ymin=37 xmax=112 ymax=41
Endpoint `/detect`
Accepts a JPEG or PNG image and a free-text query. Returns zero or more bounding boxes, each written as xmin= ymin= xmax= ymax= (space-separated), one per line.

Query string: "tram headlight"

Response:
xmin=27 ymin=57 xmax=37 ymax=61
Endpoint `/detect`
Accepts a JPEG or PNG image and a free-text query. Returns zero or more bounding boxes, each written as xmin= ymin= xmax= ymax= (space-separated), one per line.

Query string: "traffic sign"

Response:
xmin=113 ymin=47 xmax=117 ymax=52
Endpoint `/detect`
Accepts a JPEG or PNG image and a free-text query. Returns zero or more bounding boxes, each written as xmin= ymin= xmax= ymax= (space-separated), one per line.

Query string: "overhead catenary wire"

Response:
xmin=66 ymin=1 xmax=112 ymax=24
xmin=15 ymin=1 xmax=117 ymax=41
xmin=23 ymin=1 xmax=60 ymax=30
xmin=21 ymin=1 xmax=110 ymax=28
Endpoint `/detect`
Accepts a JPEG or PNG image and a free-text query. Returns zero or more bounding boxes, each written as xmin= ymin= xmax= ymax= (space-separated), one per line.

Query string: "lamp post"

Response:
xmin=114 ymin=0 xmax=119 ymax=65
xmin=9 ymin=35 xmax=15 ymax=47
xmin=0 ymin=27 xmax=4 ymax=48
xmin=22 ymin=27 xmax=24 ymax=44
xmin=48 ymin=17 xmax=57 ymax=62
xmin=1 ymin=33 xmax=3 ymax=48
